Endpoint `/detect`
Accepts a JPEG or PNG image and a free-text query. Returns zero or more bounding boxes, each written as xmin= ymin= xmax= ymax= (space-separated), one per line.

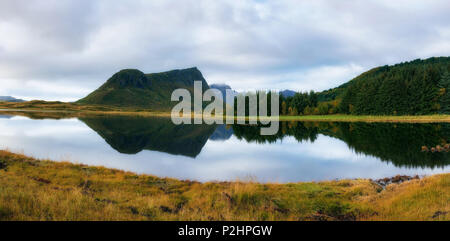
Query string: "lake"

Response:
xmin=0 ymin=113 xmax=448 ymax=182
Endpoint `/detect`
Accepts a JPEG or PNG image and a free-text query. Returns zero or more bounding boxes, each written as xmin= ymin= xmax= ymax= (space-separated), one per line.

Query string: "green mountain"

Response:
xmin=318 ymin=57 xmax=450 ymax=115
xmin=77 ymin=67 xmax=209 ymax=110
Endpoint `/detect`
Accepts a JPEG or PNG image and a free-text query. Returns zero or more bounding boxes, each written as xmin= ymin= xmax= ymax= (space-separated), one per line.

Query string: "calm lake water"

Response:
xmin=0 ymin=113 xmax=449 ymax=182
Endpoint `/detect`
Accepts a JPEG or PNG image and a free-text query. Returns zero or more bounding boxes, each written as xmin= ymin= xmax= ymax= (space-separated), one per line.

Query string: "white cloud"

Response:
xmin=0 ymin=0 xmax=449 ymax=100
xmin=207 ymin=63 xmax=364 ymax=92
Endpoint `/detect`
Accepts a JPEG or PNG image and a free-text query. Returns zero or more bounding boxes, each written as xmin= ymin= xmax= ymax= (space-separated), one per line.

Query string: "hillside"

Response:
xmin=77 ymin=67 xmax=209 ymax=110
xmin=317 ymin=83 xmax=350 ymax=102
xmin=0 ymin=96 xmax=24 ymax=103
xmin=317 ymin=57 xmax=450 ymax=115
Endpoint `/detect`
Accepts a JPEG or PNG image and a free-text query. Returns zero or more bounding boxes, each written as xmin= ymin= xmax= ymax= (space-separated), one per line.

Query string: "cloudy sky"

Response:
xmin=0 ymin=0 xmax=449 ymax=101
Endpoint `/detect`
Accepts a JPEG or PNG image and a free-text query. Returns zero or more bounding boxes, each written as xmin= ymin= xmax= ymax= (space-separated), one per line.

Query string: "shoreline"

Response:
xmin=0 ymin=150 xmax=448 ymax=221
xmin=1 ymin=108 xmax=450 ymax=123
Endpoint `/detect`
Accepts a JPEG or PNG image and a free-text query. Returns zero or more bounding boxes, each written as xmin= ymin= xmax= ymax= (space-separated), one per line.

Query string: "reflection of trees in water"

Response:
xmin=232 ymin=122 xmax=319 ymax=144
xmin=232 ymin=121 xmax=450 ymax=168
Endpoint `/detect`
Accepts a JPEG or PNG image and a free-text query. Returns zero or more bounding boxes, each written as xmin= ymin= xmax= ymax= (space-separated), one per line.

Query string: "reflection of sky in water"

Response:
xmin=0 ymin=116 xmax=448 ymax=183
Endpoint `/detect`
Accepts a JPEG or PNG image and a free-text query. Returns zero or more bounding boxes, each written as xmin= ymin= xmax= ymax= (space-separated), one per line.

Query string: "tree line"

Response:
xmin=229 ymin=57 xmax=450 ymax=116
xmin=231 ymin=91 xmax=339 ymax=116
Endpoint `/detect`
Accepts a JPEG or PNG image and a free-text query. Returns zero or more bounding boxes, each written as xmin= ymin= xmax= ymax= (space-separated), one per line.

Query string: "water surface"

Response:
xmin=0 ymin=113 xmax=448 ymax=182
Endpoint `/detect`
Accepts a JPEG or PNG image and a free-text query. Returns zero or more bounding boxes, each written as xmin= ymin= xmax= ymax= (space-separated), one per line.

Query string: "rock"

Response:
xmin=374 ymin=175 xmax=420 ymax=188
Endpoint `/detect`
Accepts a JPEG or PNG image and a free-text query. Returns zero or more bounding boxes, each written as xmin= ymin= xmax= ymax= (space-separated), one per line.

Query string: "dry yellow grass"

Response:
xmin=362 ymin=174 xmax=450 ymax=221
xmin=0 ymin=150 xmax=448 ymax=221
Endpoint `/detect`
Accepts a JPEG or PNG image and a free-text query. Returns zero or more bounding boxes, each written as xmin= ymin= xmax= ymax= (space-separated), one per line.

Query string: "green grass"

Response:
xmin=277 ymin=114 xmax=450 ymax=122
xmin=1 ymin=101 xmax=450 ymax=123
xmin=1 ymin=99 xmax=450 ymax=124
xmin=0 ymin=150 xmax=448 ymax=221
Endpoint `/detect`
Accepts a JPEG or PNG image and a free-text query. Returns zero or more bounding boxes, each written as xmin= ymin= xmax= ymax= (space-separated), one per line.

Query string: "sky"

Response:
xmin=0 ymin=0 xmax=449 ymax=101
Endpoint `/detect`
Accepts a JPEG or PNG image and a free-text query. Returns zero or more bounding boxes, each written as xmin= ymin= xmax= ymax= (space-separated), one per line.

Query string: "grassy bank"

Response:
xmin=0 ymin=150 xmax=448 ymax=221
xmin=1 ymin=101 xmax=450 ymax=122
xmin=0 ymin=101 xmax=172 ymax=118
xmin=277 ymin=114 xmax=450 ymax=123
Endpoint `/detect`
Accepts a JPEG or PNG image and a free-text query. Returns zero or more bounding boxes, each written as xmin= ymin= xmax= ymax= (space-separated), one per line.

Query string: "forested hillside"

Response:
xmin=339 ymin=57 xmax=450 ymax=115
xmin=277 ymin=57 xmax=450 ymax=116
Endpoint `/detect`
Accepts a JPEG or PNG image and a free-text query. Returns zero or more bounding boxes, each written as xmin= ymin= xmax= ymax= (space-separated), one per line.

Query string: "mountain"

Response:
xmin=317 ymin=57 xmax=450 ymax=115
xmin=209 ymin=84 xmax=238 ymax=103
xmin=77 ymin=67 xmax=209 ymax=110
xmin=0 ymin=96 xmax=24 ymax=102
xmin=279 ymin=90 xmax=296 ymax=97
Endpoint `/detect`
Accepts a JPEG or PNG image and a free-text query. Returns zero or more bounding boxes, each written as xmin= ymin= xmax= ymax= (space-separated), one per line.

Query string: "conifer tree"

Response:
xmin=438 ymin=72 xmax=450 ymax=114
